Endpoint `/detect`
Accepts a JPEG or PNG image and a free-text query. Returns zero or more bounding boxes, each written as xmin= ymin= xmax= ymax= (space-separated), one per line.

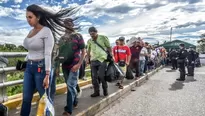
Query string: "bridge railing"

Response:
xmin=0 ymin=52 xmax=90 ymax=103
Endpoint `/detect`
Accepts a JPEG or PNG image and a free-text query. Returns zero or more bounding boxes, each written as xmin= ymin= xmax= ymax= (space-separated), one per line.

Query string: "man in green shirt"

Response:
xmin=87 ymin=27 xmax=112 ymax=97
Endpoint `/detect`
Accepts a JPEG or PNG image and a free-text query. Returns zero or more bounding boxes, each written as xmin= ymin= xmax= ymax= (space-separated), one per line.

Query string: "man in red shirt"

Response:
xmin=113 ymin=37 xmax=131 ymax=89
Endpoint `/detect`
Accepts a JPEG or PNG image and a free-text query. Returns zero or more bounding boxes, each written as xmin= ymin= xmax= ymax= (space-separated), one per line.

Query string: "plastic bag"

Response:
xmin=105 ymin=62 xmax=125 ymax=82
xmin=36 ymin=92 xmax=55 ymax=116
xmin=125 ymin=66 xmax=134 ymax=80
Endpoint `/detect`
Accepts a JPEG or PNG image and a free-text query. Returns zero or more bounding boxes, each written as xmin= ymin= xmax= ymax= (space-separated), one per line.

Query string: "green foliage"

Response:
xmin=0 ymin=44 xmax=27 ymax=52
xmin=6 ymin=72 xmax=24 ymax=96
xmin=198 ymin=33 xmax=205 ymax=53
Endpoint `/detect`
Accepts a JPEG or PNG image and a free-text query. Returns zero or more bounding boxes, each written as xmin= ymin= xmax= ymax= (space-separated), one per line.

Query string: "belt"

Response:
xmin=27 ymin=59 xmax=44 ymax=64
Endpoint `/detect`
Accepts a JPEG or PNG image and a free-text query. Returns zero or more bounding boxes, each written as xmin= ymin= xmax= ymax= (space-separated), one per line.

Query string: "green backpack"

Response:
xmin=54 ymin=33 xmax=81 ymax=64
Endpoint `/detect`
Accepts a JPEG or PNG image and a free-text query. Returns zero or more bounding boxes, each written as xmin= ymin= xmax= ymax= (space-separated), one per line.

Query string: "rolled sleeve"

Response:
xmin=44 ymin=28 xmax=54 ymax=71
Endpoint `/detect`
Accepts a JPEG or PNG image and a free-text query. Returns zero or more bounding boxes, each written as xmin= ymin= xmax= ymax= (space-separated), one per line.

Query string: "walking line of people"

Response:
xmin=19 ymin=4 xmax=173 ymax=116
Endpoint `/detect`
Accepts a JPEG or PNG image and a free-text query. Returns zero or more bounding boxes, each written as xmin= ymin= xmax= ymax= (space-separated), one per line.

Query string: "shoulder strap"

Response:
xmin=117 ymin=46 xmax=120 ymax=61
xmin=93 ymin=40 xmax=108 ymax=54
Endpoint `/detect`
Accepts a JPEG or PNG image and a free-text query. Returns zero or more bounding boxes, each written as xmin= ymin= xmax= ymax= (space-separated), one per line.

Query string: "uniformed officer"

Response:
xmin=187 ymin=46 xmax=196 ymax=76
xmin=170 ymin=48 xmax=178 ymax=70
xmin=176 ymin=44 xmax=188 ymax=81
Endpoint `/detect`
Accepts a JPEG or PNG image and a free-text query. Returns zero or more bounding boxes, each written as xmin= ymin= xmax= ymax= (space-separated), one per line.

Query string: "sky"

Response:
xmin=0 ymin=0 xmax=205 ymax=46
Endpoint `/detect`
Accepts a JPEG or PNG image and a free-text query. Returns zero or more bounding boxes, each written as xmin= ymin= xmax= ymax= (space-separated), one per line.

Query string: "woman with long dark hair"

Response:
xmin=21 ymin=4 xmax=79 ymax=116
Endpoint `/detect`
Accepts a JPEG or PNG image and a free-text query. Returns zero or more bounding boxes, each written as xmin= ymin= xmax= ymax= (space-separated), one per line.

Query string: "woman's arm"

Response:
xmin=44 ymin=28 xmax=54 ymax=73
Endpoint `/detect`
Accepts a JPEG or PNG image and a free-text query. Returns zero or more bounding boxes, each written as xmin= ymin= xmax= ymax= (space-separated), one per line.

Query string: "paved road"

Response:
xmin=100 ymin=66 xmax=205 ymax=116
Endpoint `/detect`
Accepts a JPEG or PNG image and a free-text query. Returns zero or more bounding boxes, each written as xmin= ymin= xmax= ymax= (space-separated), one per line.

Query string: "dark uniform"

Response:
xmin=195 ymin=52 xmax=201 ymax=67
xmin=177 ymin=44 xmax=188 ymax=81
xmin=187 ymin=47 xmax=196 ymax=76
xmin=170 ymin=49 xmax=178 ymax=70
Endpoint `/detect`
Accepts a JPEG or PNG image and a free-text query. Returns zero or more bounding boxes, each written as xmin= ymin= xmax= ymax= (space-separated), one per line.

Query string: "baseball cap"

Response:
xmin=119 ymin=37 xmax=125 ymax=41
xmin=179 ymin=43 xmax=185 ymax=47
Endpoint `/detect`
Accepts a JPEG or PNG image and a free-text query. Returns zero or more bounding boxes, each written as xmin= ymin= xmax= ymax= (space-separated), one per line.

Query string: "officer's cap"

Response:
xmin=179 ymin=43 xmax=185 ymax=47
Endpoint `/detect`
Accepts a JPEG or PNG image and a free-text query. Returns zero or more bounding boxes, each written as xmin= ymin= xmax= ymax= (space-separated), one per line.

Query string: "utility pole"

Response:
xmin=170 ymin=27 xmax=172 ymax=42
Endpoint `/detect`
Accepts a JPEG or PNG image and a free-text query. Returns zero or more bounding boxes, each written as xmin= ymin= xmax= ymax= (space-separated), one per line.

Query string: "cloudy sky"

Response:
xmin=0 ymin=0 xmax=205 ymax=45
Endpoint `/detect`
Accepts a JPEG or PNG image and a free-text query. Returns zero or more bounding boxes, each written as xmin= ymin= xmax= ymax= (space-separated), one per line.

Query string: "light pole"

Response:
xmin=170 ymin=27 xmax=172 ymax=42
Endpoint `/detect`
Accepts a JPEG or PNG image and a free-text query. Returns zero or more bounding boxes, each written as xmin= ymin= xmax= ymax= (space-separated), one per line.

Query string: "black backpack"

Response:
xmin=55 ymin=33 xmax=82 ymax=64
xmin=0 ymin=103 xmax=8 ymax=116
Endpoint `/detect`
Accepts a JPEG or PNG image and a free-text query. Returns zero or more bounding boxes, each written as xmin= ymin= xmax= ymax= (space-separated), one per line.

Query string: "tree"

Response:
xmin=198 ymin=33 xmax=205 ymax=53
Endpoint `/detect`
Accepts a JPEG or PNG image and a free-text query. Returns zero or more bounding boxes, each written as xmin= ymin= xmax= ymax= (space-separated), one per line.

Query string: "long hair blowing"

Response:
xmin=26 ymin=4 xmax=80 ymax=41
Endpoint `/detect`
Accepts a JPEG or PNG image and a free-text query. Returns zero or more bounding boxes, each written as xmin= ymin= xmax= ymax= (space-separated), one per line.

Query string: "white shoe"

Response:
xmin=141 ymin=73 xmax=145 ymax=76
xmin=77 ymin=89 xmax=82 ymax=98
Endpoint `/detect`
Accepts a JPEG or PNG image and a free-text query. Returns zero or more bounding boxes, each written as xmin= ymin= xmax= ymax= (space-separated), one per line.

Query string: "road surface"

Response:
xmin=100 ymin=66 xmax=205 ymax=116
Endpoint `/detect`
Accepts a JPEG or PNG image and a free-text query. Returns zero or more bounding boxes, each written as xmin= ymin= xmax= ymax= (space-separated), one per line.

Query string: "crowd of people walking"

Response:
xmin=11 ymin=4 xmax=200 ymax=116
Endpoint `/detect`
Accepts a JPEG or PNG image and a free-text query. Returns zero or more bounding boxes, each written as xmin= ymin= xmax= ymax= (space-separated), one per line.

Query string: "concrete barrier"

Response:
xmin=76 ymin=66 xmax=163 ymax=116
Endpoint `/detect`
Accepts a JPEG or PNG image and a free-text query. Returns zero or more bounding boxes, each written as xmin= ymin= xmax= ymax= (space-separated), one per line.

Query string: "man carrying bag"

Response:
xmin=87 ymin=27 xmax=112 ymax=97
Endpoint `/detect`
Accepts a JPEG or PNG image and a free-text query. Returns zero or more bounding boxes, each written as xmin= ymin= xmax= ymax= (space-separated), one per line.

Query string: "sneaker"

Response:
xmin=73 ymin=104 xmax=78 ymax=109
xmin=82 ymin=77 xmax=87 ymax=81
xmin=141 ymin=73 xmax=145 ymax=76
xmin=176 ymin=78 xmax=185 ymax=81
xmin=77 ymin=89 xmax=82 ymax=98
xmin=90 ymin=93 xmax=100 ymax=97
xmin=103 ymin=89 xmax=108 ymax=96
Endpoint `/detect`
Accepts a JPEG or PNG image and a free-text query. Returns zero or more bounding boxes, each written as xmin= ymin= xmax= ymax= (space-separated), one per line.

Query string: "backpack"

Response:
xmin=52 ymin=33 xmax=82 ymax=64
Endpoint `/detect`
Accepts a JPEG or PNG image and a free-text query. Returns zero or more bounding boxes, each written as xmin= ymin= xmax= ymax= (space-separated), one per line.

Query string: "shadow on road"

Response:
xmin=184 ymin=76 xmax=197 ymax=83
xmin=169 ymin=81 xmax=184 ymax=91
xmin=166 ymin=69 xmax=177 ymax=72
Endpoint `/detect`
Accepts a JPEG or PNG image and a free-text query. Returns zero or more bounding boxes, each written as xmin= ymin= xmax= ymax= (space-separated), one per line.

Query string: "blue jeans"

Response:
xmin=139 ymin=60 xmax=145 ymax=75
xmin=20 ymin=59 xmax=47 ymax=116
xmin=62 ymin=68 xmax=79 ymax=114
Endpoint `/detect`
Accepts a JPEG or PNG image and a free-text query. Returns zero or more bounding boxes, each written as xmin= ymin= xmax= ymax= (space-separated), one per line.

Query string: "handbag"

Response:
xmin=117 ymin=46 xmax=126 ymax=67
xmin=0 ymin=103 xmax=8 ymax=116
xmin=93 ymin=40 xmax=113 ymax=62
xmin=16 ymin=60 xmax=27 ymax=70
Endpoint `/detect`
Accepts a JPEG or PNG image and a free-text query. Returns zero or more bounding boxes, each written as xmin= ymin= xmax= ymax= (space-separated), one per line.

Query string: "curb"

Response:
xmin=76 ymin=66 xmax=163 ymax=116
xmin=3 ymin=79 xmax=92 ymax=110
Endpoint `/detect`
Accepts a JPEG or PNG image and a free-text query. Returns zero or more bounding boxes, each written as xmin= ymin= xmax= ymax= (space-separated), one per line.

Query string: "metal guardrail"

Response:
xmin=0 ymin=52 xmax=90 ymax=102
xmin=0 ymin=52 xmax=28 ymax=58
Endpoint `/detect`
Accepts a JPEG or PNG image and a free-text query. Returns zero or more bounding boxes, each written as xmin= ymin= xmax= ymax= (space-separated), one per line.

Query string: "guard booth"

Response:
xmin=158 ymin=40 xmax=196 ymax=65
xmin=158 ymin=40 xmax=196 ymax=52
